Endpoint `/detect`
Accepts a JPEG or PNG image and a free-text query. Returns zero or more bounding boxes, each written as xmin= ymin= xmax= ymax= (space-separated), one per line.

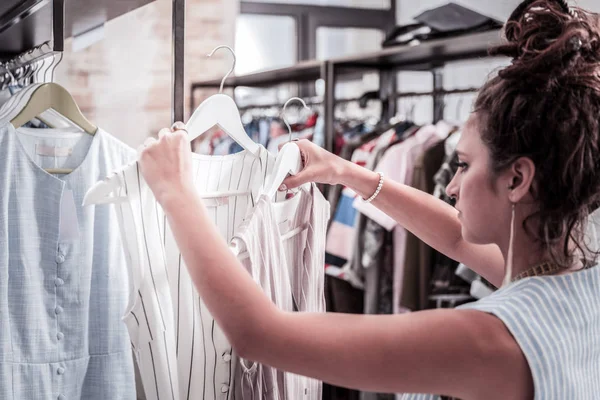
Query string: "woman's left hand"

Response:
xmin=138 ymin=122 xmax=195 ymax=207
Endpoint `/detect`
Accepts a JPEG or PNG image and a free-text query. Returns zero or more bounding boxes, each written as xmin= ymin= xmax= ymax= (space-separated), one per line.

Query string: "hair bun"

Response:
xmin=490 ymin=0 xmax=600 ymax=90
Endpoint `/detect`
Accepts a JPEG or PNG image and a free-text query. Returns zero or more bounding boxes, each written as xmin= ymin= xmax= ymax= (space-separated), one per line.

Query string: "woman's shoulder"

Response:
xmin=457 ymin=266 xmax=600 ymax=397
xmin=460 ymin=264 xmax=600 ymax=315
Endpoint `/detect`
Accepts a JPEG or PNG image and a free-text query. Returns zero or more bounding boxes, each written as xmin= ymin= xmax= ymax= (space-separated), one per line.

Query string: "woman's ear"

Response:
xmin=508 ymin=157 xmax=535 ymax=202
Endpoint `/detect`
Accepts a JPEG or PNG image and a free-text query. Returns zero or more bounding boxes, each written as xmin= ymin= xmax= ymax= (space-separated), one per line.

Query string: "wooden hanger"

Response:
xmin=11 ymin=83 xmax=96 ymax=135
xmin=11 ymin=83 xmax=97 ymax=175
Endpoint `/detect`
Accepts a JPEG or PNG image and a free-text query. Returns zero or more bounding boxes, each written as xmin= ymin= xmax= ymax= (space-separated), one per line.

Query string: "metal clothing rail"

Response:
xmin=189 ymin=30 xmax=505 ymax=154
xmin=172 ymin=0 xmax=185 ymax=124
xmin=52 ymin=0 xmax=63 ymax=52
xmin=334 ymin=87 xmax=481 ymax=106
xmin=238 ymin=98 xmax=323 ymax=113
xmin=394 ymin=87 xmax=481 ymax=98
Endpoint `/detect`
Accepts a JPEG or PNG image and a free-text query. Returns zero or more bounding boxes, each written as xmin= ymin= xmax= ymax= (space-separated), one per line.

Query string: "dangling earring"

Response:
xmin=503 ymin=203 xmax=516 ymax=287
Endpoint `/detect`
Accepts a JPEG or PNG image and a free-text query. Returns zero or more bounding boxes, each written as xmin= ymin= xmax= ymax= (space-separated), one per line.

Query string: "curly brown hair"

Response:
xmin=474 ymin=0 xmax=600 ymax=269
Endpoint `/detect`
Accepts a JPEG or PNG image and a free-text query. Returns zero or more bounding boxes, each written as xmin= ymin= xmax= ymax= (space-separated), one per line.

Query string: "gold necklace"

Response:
xmin=510 ymin=261 xmax=565 ymax=283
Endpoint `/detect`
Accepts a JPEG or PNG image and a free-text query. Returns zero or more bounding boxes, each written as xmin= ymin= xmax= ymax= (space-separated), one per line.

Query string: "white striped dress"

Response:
xmin=402 ymin=265 xmax=600 ymax=400
xmin=230 ymin=184 xmax=330 ymax=400
xmin=164 ymin=147 xmax=279 ymax=400
xmin=94 ymin=146 xmax=279 ymax=400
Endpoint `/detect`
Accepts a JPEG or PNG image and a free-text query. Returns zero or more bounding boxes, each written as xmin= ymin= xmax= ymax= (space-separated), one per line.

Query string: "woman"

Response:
xmin=138 ymin=1 xmax=600 ymax=398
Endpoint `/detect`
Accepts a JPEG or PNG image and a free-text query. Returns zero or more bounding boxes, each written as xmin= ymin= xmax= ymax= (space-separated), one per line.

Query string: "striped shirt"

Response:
xmin=402 ymin=265 xmax=600 ymax=400
xmin=93 ymin=146 xmax=280 ymax=400
xmin=166 ymin=147 xmax=279 ymax=400
xmin=111 ymin=162 xmax=179 ymax=400
xmin=230 ymin=184 xmax=329 ymax=399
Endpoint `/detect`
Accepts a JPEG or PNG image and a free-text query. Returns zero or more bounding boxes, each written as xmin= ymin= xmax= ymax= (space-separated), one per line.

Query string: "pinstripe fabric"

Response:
xmin=277 ymin=185 xmax=329 ymax=400
xmin=98 ymin=147 xmax=279 ymax=400
xmin=99 ymin=145 xmax=328 ymax=400
xmin=402 ymin=266 xmax=600 ymax=400
xmin=111 ymin=162 xmax=179 ymax=400
xmin=166 ymin=148 xmax=279 ymax=400
xmin=230 ymin=184 xmax=330 ymax=400
xmin=0 ymin=121 xmax=136 ymax=399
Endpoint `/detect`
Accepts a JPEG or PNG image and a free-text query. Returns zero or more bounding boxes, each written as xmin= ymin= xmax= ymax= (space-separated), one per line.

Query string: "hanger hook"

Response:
xmin=207 ymin=45 xmax=236 ymax=94
xmin=282 ymin=97 xmax=310 ymax=143
xmin=50 ymin=51 xmax=63 ymax=83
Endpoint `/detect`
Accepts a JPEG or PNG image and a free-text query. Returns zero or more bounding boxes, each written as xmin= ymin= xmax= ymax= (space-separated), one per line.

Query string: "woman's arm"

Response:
xmin=160 ymin=182 xmax=531 ymax=400
xmin=138 ymin=128 xmax=531 ymax=399
xmin=339 ymin=160 xmax=505 ymax=287
xmin=282 ymin=140 xmax=505 ymax=287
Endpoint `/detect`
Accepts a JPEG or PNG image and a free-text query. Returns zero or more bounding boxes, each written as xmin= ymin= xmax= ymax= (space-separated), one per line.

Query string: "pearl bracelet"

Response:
xmin=364 ymin=172 xmax=384 ymax=203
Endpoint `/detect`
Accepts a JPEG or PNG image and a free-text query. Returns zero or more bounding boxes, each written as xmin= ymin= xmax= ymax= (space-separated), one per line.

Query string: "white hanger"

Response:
xmin=262 ymin=97 xmax=312 ymax=199
xmin=186 ymin=45 xmax=260 ymax=156
xmin=84 ymin=45 xmax=257 ymax=207
xmin=83 ymin=163 xmax=131 ymax=207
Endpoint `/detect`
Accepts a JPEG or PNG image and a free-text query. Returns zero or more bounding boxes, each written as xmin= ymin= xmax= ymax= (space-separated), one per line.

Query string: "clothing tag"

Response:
xmin=36 ymin=144 xmax=73 ymax=157
xmin=59 ymin=189 xmax=80 ymax=242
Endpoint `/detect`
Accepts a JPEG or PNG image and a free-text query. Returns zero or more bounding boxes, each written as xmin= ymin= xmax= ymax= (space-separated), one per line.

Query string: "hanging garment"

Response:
xmin=432 ymin=131 xmax=461 ymax=200
xmin=108 ymin=163 xmax=179 ymax=400
xmin=330 ymin=124 xmax=398 ymax=277
xmin=344 ymin=128 xmax=401 ymax=295
xmin=165 ymin=147 xmax=280 ymax=400
xmin=0 ymin=122 xmax=136 ymax=399
xmin=354 ymin=122 xmax=452 ymax=314
xmin=402 ymin=265 xmax=600 ymax=400
xmin=230 ymin=184 xmax=329 ymax=400
xmin=399 ymin=142 xmax=446 ymax=311
xmin=273 ymin=186 xmax=329 ymax=317
xmin=430 ymin=130 xmax=480 ymax=301
xmin=92 ymin=146 xmax=283 ymax=400
xmin=325 ymin=129 xmax=395 ymax=288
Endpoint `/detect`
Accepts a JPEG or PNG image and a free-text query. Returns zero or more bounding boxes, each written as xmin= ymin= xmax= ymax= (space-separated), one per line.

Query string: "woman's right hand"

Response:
xmin=279 ymin=139 xmax=348 ymax=191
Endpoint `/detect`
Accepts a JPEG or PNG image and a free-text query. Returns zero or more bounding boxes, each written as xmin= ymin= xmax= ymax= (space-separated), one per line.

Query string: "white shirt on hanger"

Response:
xmin=230 ymin=183 xmax=330 ymax=400
xmin=92 ymin=145 xmax=280 ymax=400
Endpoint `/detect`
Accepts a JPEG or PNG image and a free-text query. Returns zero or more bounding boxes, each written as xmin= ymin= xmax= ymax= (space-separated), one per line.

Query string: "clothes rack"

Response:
xmin=238 ymin=98 xmax=323 ymax=113
xmin=190 ymin=29 xmax=506 ymax=154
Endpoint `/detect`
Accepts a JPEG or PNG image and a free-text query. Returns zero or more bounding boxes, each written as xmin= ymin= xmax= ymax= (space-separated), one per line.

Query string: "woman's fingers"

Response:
xmin=281 ymin=169 xmax=312 ymax=191
xmin=158 ymin=128 xmax=171 ymax=139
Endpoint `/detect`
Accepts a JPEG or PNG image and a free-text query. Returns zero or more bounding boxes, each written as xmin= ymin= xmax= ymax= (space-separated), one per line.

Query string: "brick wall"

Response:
xmin=55 ymin=0 xmax=238 ymax=148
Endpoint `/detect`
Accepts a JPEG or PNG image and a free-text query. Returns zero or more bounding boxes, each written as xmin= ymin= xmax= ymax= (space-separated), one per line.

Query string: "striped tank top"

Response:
xmin=402 ymin=265 xmax=600 ymax=400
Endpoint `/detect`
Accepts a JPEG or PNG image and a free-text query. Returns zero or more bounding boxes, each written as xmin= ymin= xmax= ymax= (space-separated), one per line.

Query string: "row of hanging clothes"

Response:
xmin=320 ymin=90 xmax=495 ymax=400
xmin=1 ymin=42 xmax=331 ymax=400
xmin=0 ymin=41 xmax=140 ymax=400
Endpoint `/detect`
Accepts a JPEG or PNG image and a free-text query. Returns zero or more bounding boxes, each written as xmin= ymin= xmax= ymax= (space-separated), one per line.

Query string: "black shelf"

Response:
xmin=330 ymin=29 xmax=503 ymax=72
xmin=0 ymin=0 xmax=156 ymax=60
xmin=189 ymin=29 xmax=508 ymax=154
xmin=192 ymin=59 xmax=325 ymax=89
xmin=191 ymin=29 xmax=503 ymax=90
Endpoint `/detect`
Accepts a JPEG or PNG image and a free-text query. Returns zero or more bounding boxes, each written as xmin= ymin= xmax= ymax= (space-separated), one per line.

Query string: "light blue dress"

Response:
xmin=0 ymin=122 xmax=136 ymax=399
xmin=402 ymin=266 xmax=600 ymax=400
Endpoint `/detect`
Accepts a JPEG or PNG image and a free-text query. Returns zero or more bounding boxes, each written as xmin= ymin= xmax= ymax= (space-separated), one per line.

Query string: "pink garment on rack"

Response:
xmin=324 ymin=131 xmax=399 ymax=288
xmin=354 ymin=121 xmax=452 ymax=313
